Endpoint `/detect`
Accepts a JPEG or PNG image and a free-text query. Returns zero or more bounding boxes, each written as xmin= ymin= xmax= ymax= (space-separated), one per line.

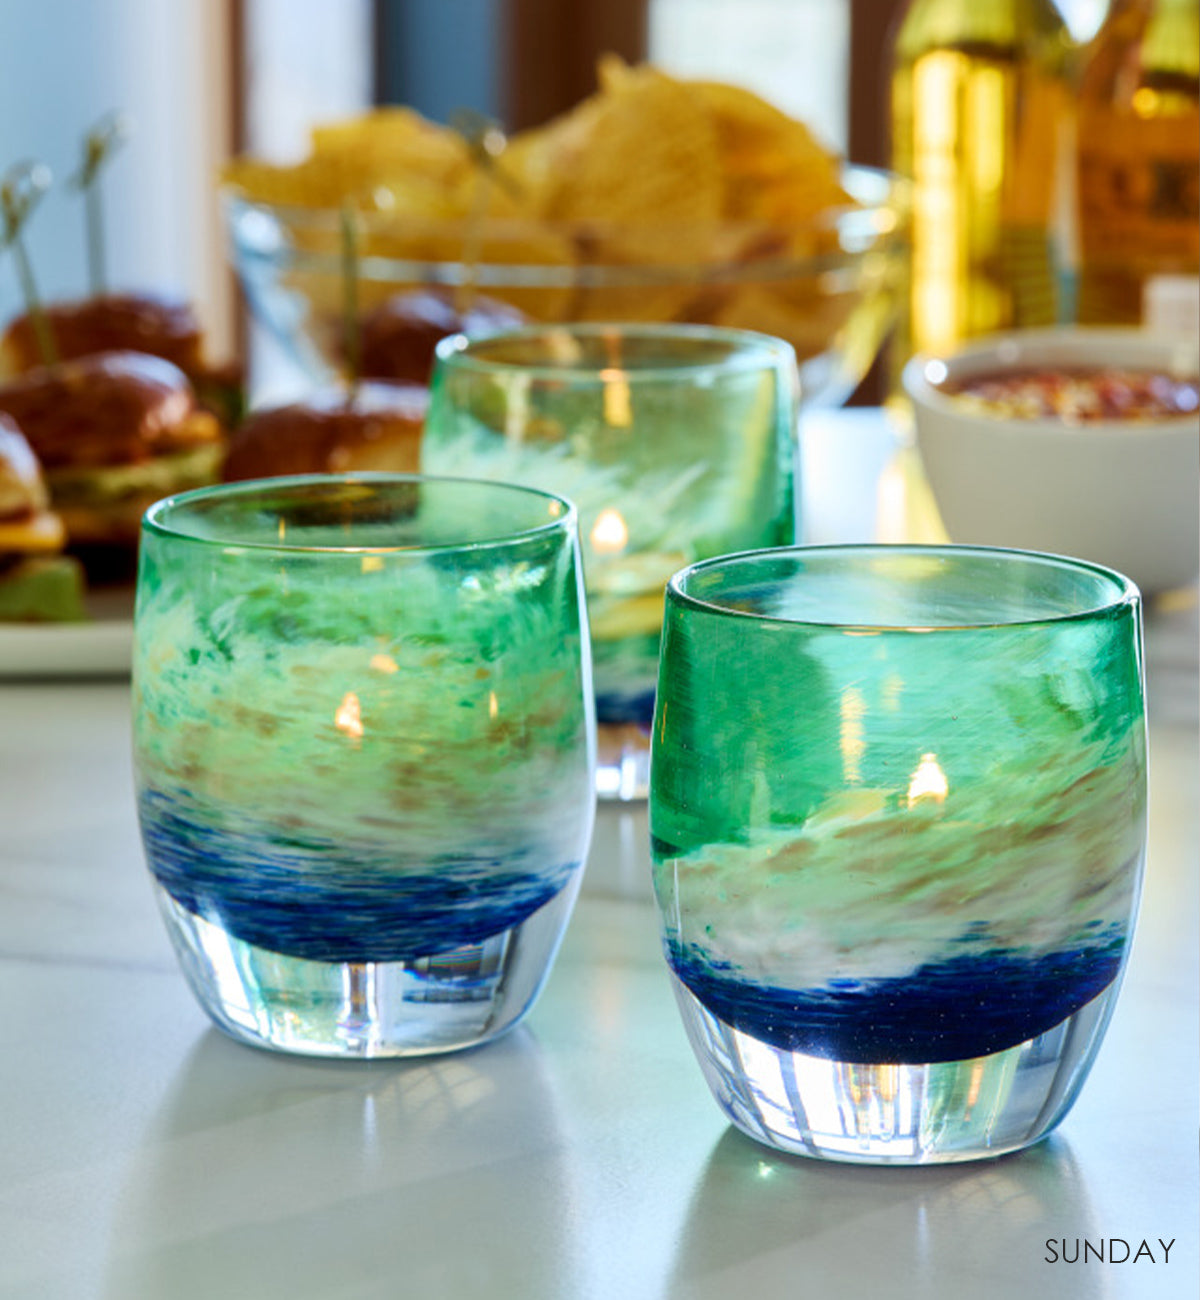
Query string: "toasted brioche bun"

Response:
xmin=223 ymin=381 xmax=428 ymax=482
xmin=0 ymin=351 xmax=224 ymax=549
xmin=0 ymin=292 xmax=204 ymax=377
xmin=0 ymin=413 xmax=49 ymax=519
xmin=0 ymin=292 xmax=245 ymax=427
xmin=0 ymin=413 xmax=65 ymax=552
xmin=0 ymin=413 xmax=85 ymax=621
xmin=357 ymin=288 xmax=526 ymax=385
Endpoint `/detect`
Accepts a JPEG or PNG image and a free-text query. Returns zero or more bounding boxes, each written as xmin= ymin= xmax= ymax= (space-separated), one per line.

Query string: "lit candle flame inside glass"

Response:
xmin=590 ymin=508 xmax=629 ymax=556
xmin=600 ymin=369 xmax=632 ymax=427
xmin=907 ymin=752 xmax=948 ymax=806
xmin=335 ymin=692 xmax=364 ymax=740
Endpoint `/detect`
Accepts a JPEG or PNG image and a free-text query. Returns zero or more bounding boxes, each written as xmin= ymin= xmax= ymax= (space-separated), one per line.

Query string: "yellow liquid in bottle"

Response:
xmin=1076 ymin=0 xmax=1200 ymax=326
xmin=890 ymin=0 xmax=1072 ymax=365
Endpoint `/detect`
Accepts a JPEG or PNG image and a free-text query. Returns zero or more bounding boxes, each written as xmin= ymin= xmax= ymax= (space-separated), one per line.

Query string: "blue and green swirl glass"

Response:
xmin=423 ymin=324 xmax=797 ymax=800
xmin=134 ymin=474 xmax=595 ymax=1057
xmin=650 ymin=544 xmax=1146 ymax=1163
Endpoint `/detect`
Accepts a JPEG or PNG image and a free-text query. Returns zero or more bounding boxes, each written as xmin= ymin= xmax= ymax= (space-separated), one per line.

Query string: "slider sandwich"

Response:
xmin=356 ymin=287 xmax=526 ymax=385
xmin=0 ymin=351 xmax=225 ymax=562
xmin=0 ymin=413 xmax=85 ymax=621
xmin=0 ymin=291 xmax=245 ymax=426
xmin=223 ymin=381 xmax=428 ymax=482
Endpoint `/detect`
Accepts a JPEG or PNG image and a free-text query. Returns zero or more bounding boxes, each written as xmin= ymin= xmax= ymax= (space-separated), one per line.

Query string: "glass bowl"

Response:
xmin=224 ymin=166 xmax=908 ymax=410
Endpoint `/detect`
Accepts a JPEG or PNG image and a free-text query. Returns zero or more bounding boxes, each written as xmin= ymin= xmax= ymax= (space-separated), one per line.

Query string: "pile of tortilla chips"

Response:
xmin=223 ymin=57 xmax=898 ymax=361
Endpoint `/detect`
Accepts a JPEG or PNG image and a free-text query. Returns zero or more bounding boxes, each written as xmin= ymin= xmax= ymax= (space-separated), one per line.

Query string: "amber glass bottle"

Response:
xmin=1075 ymin=0 xmax=1200 ymax=329
xmin=889 ymin=0 xmax=1073 ymax=367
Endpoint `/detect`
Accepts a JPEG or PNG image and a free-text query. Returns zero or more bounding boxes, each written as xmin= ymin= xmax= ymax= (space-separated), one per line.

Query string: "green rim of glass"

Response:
xmin=433 ymin=322 xmax=798 ymax=382
xmin=142 ymin=472 xmax=576 ymax=556
xmin=666 ymin=543 xmax=1140 ymax=633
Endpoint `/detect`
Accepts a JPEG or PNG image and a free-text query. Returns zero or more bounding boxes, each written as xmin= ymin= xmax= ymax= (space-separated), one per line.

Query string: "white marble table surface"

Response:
xmin=0 ymin=412 xmax=1196 ymax=1299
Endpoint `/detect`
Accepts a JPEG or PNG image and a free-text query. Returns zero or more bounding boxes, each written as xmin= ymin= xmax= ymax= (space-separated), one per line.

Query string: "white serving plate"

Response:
xmin=0 ymin=585 xmax=133 ymax=679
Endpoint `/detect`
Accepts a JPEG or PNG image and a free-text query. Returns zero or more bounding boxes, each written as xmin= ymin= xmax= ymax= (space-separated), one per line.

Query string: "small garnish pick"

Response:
xmin=340 ymin=202 xmax=361 ymax=397
xmin=0 ymin=160 xmax=58 ymax=366
xmin=71 ymin=111 xmax=132 ymax=296
xmin=450 ymin=110 xmax=518 ymax=315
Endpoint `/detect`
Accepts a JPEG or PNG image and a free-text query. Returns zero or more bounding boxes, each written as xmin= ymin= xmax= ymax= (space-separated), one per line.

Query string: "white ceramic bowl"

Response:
xmin=904 ymin=328 xmax=1200 ymax=594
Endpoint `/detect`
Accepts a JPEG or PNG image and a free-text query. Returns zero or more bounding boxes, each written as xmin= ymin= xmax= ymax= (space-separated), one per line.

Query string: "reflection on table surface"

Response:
xmin=0 ymin=409 xmax=1195 ymax=1300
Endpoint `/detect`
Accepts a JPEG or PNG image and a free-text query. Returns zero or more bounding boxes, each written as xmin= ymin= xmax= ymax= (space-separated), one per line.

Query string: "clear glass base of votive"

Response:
xmin=669 ymin=972 xmax=1121 ymax=1164
xmin=596 ymin=722 xmax=651 ymax=802
xmin=154 ymin=878 xmax=582 ymax=1058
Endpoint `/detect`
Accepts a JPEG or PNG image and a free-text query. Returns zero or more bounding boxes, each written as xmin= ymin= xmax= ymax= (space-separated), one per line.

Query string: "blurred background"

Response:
xmin=0 ymin=0 xmax=1111 ymax=370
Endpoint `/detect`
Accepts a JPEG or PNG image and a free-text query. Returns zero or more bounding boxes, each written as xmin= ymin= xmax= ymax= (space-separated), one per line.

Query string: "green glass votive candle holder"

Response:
xmin=422 ymin=323 xmax=798 ymax=801
xmin=650 ymin=544 xmax=1146 ymax=1164
xmin=133 ymin=474 xmax=595 ymax=1058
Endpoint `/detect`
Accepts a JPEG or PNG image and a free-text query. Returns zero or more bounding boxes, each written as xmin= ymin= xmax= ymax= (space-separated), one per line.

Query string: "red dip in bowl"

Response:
xmin=941 ymin=367 xmax=1200 ymax=423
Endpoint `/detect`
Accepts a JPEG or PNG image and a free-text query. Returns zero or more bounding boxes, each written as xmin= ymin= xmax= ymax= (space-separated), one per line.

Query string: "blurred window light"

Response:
xmin=245 ymin=0 xmax=373 ymax=160
xmin=1057 ymin=0 xmax=1107 ymax=42
xmin=0 ymin=0 xmax=233 ymax=347
xmin=648 ymin=0 xmax=850 ymax=153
